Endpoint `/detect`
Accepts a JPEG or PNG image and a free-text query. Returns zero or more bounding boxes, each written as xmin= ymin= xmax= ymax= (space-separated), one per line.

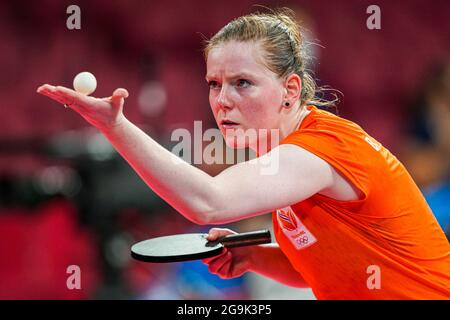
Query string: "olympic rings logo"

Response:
xmin=295 ymin=236 xmax=309 ymax=245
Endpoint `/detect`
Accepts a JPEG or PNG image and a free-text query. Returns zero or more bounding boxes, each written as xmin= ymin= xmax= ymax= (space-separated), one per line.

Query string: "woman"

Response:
xmin=37 ymin=9 xmax=449 ymax=299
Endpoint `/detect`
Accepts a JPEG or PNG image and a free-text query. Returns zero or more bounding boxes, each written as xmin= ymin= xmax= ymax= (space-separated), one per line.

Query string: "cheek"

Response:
xmin=208 ymin=92 xmax=214 ymax=107
xmin=209 ymin=94 xmax=220 ymax=116
xmin=243 ymin=90 xmax=282 ymax=124
xmin=259 ymin=86 xmax=283 ymax=108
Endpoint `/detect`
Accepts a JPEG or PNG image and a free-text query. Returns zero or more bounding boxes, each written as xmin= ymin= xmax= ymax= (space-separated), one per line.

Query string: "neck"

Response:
xmin=255 ymin=104 xmax=310 ymax=156
xmin=279 ymin=104 xmax=309 ymax=142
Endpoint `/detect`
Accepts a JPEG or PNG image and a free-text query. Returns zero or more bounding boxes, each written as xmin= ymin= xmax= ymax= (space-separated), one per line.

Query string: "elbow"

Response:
xmin=192 ymin=184 xmax=224 ymax=225
xmin=188 ymin=204 xmax=225 ymax=226
xmin=190 ymin=210 xmax=220 ymax=225
xmin=182 ymin=203 xmax=220 ymax=226
xmin=178 ymin=207 xmax=209 ymax=225
xmin=188 ymin=214 xmax=210 ymax=226
xmin=184 ymin=183 xmax=226 ymax=225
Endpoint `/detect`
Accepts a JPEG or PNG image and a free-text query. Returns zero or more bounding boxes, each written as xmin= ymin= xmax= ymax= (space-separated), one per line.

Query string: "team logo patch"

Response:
xmin=277 ymin=208 xmax=298 ymax=231
xmin=276 ymin=206 xmax=317 ymax=250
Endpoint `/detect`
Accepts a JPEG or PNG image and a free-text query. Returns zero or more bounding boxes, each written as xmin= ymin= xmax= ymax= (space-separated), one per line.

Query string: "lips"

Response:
xmin=221 ymin=119 xmax=238 ymax=125
xmin=220 ymin=119 xmax=239 ymax=129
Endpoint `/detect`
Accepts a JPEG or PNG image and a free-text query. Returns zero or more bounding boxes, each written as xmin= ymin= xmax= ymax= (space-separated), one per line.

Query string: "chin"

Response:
xmin=223 ymin=133 xmax=257 ymax=150
xmin=224 ymin=138 xmax=244 ymax=149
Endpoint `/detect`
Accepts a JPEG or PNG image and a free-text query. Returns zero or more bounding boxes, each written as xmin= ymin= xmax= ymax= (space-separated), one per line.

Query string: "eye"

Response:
xmin=236 ymin=79 xmax=251 ymax=88
xmin=208 ymin=80 xmax=220 ymax=89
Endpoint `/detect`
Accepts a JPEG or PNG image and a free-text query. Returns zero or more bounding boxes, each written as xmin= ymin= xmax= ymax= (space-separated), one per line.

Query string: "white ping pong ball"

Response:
xmin=73 ymin=72 xmax=97 ymax=95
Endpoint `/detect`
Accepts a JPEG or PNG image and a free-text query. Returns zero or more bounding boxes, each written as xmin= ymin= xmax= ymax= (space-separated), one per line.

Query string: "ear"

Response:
xmin=283 ymin=73 xmax=302 ymax=107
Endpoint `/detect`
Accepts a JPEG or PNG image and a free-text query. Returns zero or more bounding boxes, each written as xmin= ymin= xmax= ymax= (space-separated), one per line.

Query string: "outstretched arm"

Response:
xmin=100 ymin=116 xmax=334 ymax=225
xmin=37 ymin=85 xmax=334 ymax=224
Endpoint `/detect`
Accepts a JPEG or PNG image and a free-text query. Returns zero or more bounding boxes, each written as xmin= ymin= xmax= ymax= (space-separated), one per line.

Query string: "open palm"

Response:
xmin=37 ymin=84 xmax=129 ymax=130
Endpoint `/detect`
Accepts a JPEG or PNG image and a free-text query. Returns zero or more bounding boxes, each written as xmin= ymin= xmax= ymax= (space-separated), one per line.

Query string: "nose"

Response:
xmin=217 ymin=85 xmax=233 ymax=110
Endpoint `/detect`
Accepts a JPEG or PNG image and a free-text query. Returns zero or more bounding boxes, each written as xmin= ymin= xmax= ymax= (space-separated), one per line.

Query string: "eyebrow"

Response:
xmin=205 ymin=72 xmax=255 ymax=81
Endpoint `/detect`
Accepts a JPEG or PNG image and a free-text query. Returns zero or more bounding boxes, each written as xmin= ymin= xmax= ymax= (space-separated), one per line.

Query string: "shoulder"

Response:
xmin=298 ymin=108 xmax=365 ymax=140
xmin=282 ymin=106 xmax=375 ymax=162
xmin=270 ymin=143 xmax=335 ymax=189
xmin=277 ymin=144 xmax=362 ymax=201
xmin=278 ymin=107 xmax=372 ymax=201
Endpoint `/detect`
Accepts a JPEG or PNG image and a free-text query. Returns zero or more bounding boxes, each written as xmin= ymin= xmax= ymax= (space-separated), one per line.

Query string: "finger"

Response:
xmin=216 ymin=253 xmax=233 ymax=278
xmin=207 ymin=250 xmax=231 ymax=270
xmin=37 ymin=84 xmax=89 ymax=106
xmin=208 ymin=251 xmax=232 ymax=274
xmin=202 ymin=248 xmax=228 ymax=264
xmin=36 ymin=84 xmax=55 ymax=93
xmin=228 ymin=260 xmax=245 ymax=278
xmin=37 ymin=85 xmax=72 ymax=106
xmin=37 ymin=84 xmax=74 ymax=101
xmin=36 ymin=84 xmax=57 ymax=97
xmin=54 ymin=86 xmax=92 ymax=105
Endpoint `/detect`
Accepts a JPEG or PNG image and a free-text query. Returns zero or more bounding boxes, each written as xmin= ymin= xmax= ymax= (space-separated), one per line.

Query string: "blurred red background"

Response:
xmin=0 ymin=0 xmax=448 ymax=299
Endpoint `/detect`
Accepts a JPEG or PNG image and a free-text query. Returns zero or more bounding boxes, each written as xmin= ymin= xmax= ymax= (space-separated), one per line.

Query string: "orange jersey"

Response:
xmin=272 ymin=106 xmax=450 ymax=299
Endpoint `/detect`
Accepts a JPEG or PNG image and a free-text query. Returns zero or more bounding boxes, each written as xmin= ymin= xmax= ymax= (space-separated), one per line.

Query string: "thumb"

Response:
xmin=110 ymin=88 xmax=129 ymax=106
xmin=206 ymin=228 xmax=234 ymax=241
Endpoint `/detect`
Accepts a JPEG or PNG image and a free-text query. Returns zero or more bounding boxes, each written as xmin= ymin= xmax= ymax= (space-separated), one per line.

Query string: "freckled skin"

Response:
xmin=206 ymin=41 xmax=286 ymax=149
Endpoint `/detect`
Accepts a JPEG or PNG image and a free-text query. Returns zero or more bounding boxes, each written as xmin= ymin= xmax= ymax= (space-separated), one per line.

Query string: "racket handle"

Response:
xmin=219 ymin=229 xmax=271 ymax=248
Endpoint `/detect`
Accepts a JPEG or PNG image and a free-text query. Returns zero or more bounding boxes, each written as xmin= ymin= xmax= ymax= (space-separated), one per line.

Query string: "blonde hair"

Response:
xmin=204 ymin=8 xmax=337 ymax=108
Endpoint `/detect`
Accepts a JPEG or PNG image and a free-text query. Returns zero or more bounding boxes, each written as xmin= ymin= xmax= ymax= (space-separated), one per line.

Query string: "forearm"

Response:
xmin=99 ymin=117 xmax=215 ymax=224
xmin=248 ymin=243 xmax=309 ymax=288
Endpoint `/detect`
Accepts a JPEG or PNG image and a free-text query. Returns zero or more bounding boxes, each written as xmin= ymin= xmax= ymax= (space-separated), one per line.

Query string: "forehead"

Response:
xmin=206 ymin=41 xmax=273 ymax=78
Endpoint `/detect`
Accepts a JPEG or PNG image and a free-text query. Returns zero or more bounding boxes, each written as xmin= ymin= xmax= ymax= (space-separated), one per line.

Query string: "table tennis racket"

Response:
xmin=131 ymin=229 xmax=271 ymax=263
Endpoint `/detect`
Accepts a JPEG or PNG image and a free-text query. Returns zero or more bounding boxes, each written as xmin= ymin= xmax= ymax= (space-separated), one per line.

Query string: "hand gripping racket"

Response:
xmin=131 ymin=229 xmax=271 ymax=263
